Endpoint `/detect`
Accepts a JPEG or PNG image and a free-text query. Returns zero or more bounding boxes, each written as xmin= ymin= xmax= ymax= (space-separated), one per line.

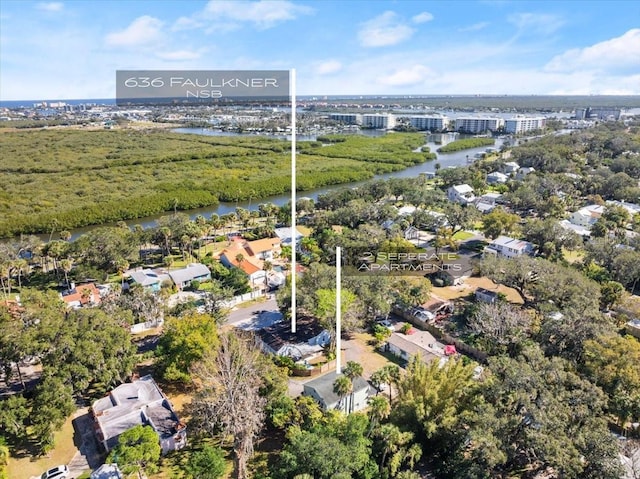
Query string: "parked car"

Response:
xmin=40 ymin=465 xmax=70 ymax=479
xmin=376 ymin=319 xmax=395 ymax=331
xmin=414 ymin=310 xmax=435 ymax=322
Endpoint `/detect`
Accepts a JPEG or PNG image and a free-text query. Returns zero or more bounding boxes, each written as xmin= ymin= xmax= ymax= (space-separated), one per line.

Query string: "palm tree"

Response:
xmin=263 ymin=260 xmax=273 ymax=288
xmin=332 ymin=375 xmax=352 ymax=413
xmin=342 ymin=361 xmax=363 ymax=413
xmin=208 ymin=214 xmax=222 ymax=236
xmin=60 ymin=258 xmax=73 ymax=288
xmin=367 ymin=395 xmax=390 ymax=437
xmin=159 ymin=226 xmax=172 ymax=257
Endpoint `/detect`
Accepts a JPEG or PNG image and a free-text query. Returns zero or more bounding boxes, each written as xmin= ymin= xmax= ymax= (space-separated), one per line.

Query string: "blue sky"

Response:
xmin=1 ymin=0 xmax=639 ymax=100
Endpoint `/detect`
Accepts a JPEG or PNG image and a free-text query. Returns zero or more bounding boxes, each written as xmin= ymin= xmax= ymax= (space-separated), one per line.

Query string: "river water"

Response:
xmin=59 ymin=130 xmax=504 ymax=240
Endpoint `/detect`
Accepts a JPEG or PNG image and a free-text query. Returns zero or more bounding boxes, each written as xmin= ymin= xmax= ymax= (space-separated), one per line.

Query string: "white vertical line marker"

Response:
xmin=336 ymin=246 xmax=341 ymax=375
xmin=290 ymin=69 xmax=297 ymax=333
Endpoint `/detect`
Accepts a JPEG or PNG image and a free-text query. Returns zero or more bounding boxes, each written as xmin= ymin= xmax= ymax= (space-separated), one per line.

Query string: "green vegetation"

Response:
xmin=0 ymin=129 xmax=430 ymax=237
xmin=436 ymin=137 xmax=495 ymax=153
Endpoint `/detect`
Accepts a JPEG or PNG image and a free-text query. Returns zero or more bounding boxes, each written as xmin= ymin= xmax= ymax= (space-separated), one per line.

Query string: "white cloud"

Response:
xmin=358 ymin=11 xmax=415 ymax=47
xmin=378 ymin=64 xmax=435 ymax=86
xmin=545 ymin=29 xmax=640 ymax=73
xmin=314 ymin=60 xmax=342 ymax=75
xmin=459 ymin=21 xmax=489 ymax=32
xmin=201 ymin=0 xmax=314 ymax=30
xmin=412 ymin=12 xmax=433 ymax=24
xmin=156 ymin=49 xmax=202 ymax=61
xmin=508 ymin=12 xmax=564 ymax=35
xmin=35 ymin=2 xmax=63 ymax=12
xmin=105 ymin=16 xmax=164 ymax=47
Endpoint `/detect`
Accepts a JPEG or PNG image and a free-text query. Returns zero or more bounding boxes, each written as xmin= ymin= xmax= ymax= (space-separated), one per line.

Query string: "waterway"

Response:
xmin=57 ymin=130 xmax=505 ymax=241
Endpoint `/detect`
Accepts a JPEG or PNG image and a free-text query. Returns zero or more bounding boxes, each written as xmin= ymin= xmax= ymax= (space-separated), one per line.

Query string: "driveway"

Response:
xmin=68 ymin=408 xmax=104 ymax=479
xmin=226 ymin=297 xmax=280 ymax=327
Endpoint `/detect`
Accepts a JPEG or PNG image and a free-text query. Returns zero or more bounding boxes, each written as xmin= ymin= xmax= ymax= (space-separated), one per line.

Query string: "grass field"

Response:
xmin=7 ymin=412 xmax=80 ymax=479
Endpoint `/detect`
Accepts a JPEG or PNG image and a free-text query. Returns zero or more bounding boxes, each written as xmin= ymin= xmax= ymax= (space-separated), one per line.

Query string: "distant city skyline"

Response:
xmin=1 ymin=0 xmax=639 ymax=101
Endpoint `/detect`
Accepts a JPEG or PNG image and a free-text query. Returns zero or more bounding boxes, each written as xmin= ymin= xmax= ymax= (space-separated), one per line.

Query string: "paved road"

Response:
xmin=226 ymin=297 xmax=281 ymax=327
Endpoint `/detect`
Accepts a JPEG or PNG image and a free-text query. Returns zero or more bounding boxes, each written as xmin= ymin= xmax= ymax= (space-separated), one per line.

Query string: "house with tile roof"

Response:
xmin=220 ymin=243 xmax=267 ymax=286
xmin=244 ymin=237 xmax=281 ymax=260
xmin=61 ymin=282 xmax=101 ymax=308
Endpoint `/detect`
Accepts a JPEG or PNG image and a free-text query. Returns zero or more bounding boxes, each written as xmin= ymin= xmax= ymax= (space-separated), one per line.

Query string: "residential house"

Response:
xmin=384 ymin=328 xmax=452 ymax=365
xmin=256 ymin=316 xmax=330 ymax=360
xmin=127 ymin=269 xmax=165 ymax=292
xmin=167 ymin=263 xmax=211 ymax=290
xmin=61 ymin=282 xmax=101 ymax=308
xmin=606 ymin=200 xmax=640 ymax=223
xmin=426 ymin=254 xmax=473 ymax=286
xmin=559 ymin=219 xmax=591 ymax=237
xmin=245 ymin=237 xmax=281 ymax=261
xmin=474 ymin=192 xmax=503 ymax=214
xmin=487 ymin=171 xmax=508 ymax=184
xmin=421 ymin=210 xmax=448 ymax=231
xmin=91 ymin=375 xmax=187 ymax=455
xmin=516 ymin=166 xmax=535 ymax=180
xmin=447 ymin=184 xmax=475 ymax=205
xmin=569 ymin=204 xmax=605 ymax=229
xmin=484 ymin=235 xmax=535 ymax=258
xmin=475 ymin=287 xmax=500 ymax=304
xmin=303 ymin=371 xmax=370 ymax=413
xmin=220 ymin=245 xmax=266 ymax=287
xmin=404 ymin=225 xmax=420 ymax=240
xmin=274 ymin=227 xmax=305 ymax=249
xmin=501 ymin=162 xmax=520 ymax=175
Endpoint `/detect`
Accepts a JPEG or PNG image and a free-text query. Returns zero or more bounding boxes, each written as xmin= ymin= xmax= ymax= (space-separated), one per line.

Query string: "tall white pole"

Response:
xmin=290 ymin=69 xmax=297 ymax=333
xmin=336 ymin=246 xmax=341 ymax=375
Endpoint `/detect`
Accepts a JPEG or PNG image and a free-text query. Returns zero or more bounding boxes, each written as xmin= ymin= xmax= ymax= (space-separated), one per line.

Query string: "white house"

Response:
xmin=559 ymin=219 xmax=591 ymax=237
xmin=447 ymin=184 xmax=475 ymax=204
xmin=487 ymin=171 xmax=508 ymax=184
xmin=303 ymin=372 xmax=370 ymax=413
xmin=501 ymin=162 xmax=520 ymax=174
xmin=606 ymin=200 xmax=640 ymax=220
xmin=485 ymin=235 xmax=535 ymax=258
xmin=569 ymin=204 xmax=605 ymax=229
xmin=274 ymin=227 xmax=305 ymax=249
xmin=91 ymin=375 xmax=187 ymax=455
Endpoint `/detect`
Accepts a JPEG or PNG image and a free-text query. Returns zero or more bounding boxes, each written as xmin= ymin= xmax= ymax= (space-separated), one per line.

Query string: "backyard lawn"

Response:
xmin=7 ymin=411 xmax=82 ymax=479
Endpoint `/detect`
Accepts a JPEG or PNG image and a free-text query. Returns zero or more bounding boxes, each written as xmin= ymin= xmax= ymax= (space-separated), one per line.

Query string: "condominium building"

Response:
xmin=504 ymin=117 xmax=546 ymax=134
xmin=406 ymin=115 xmax=451 ymax=131
xmin=329 ymin=113 xmax=362 ymax=125
xmin=454 ymin=117 xmax=504 ymax=134
xmin=362 ymin=113 xmax=396 ymax=129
